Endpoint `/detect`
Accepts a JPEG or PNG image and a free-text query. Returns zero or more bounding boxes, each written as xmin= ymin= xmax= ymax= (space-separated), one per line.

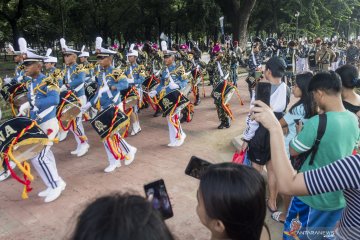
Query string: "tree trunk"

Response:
xmin=10 ymin=20 xmax=19 ymax=50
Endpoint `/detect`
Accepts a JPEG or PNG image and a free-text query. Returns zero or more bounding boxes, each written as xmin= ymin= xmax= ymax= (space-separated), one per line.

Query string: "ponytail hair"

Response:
xmin=335 ymin=64 xmax=360 ymax=89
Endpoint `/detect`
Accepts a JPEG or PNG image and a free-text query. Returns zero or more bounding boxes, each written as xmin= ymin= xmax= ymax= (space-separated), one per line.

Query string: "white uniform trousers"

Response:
xmin=70 ymin=95 xmax=87 ymax=146
xmin=167 ymin=113 xmax=184 ymax=143
xmin=103 ymin=133 xmax=133 ymax=165
xmin=31 ymin=118 xmax=61 ymax=189
xmin=296 ymin=57 xmax=309 ymax=73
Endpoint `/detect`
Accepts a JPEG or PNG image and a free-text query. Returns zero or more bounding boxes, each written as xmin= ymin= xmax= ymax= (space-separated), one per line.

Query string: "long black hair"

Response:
xmin=289 ymin=72 xmax=317 ymax=119
xmin=71 ymin=193 xmax=174 ymax=240
xmin=199 ymin=163 xmax=267 ymax=240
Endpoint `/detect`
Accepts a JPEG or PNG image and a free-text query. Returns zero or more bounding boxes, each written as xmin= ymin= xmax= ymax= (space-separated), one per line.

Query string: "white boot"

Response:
xmin=76 ymin=142 xmax=90 ymax=157
xmin=38 ymin=179 xmax=66 ymax=197
xmin=124 ymin=147 xmax=137 ymax=166
xmin=104 ymin=161 xmax=121 ymax=173
xmin=44 ymin=180 xmax=66 ymax=203
xmin=58 ymin=131 xmax=68 ymax=142
xmin=130 ymin=121 xmax=141 ymax=136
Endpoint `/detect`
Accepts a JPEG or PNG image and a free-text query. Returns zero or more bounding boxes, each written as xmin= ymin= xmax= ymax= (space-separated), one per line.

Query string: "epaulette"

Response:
xmin=110 ymin=68 xmax=126 ymax=82
xmin=74 ymin=64 xmax=87 ymax=74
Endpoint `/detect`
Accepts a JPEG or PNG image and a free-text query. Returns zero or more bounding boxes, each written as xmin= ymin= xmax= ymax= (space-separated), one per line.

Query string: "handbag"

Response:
xmin=290 ymin=114 xmax=327 ymax=171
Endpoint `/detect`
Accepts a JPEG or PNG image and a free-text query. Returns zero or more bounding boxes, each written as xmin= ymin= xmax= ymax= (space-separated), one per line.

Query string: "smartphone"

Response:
xmin=185 ymin=156 xmax=212 ymax=180
xmin=255 ymin=82 xmax=271 ymax=106
xmin=144 ymin=179 xmax=174 ymax=220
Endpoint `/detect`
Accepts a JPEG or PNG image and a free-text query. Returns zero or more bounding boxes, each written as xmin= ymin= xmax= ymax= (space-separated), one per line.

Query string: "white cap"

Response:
xmin=60 ymin=38 xmax=80 ymax=54
xmin=78 ymin=51 xmax=89 ymax=57
xmin=127 ymin=50 xmax=138 ymax=57
xmin=94 ymin=37 xmax=117 ymax=56
xmin=44 ymin=56 xmax=58 ymax=63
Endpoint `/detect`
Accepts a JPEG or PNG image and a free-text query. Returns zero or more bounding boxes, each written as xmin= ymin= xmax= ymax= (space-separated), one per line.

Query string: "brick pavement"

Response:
xmin=0 ymin=78 xmax=283 ymax=240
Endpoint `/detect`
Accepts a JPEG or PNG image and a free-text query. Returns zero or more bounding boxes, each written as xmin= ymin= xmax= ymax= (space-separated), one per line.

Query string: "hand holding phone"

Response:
xmin=144 ymin=179 xmax=174 ymax=220
xmin=255 ymin=82 xmax=271 ymax=106
xmin=185 ymin=156 xmax=212 ymax=180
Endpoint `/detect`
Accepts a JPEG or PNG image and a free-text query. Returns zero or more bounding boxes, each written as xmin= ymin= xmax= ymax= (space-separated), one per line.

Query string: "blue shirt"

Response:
xmin=156 ymin=63 xmax=188 ymax=95
xmin=27 ymin=73 xmax=60 ymax=124
xmin=91 ymin=66 xmax=128 ymax=108
xmin=124 ymin=63 xmax=145 ymax=88
xmin=63 ymin=63 xmax=86 ymax=97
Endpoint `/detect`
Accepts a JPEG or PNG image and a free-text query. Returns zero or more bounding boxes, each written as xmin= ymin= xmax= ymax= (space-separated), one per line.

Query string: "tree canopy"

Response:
xmin=0 ymin=0 xmax=358 ymax=49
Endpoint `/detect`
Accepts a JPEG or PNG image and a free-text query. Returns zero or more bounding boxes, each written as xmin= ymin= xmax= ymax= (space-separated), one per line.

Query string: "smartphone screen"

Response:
xmin=185 ymin=156 xmax=212 ymax=179
xmin=144 ymin=179 xmax=174 ymax=220
xmin=255 ymin=82 xmax=271 ymax=106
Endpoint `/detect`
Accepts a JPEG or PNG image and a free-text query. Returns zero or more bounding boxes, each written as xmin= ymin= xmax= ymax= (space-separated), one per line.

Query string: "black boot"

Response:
xmin=180 ymin=114 xmax=187 ymax=123
xmin=153 ymin=108 xmax=161 ymax=117
xmin=140 ymin=101 xmax=149 ymax=109
xmin=217 ymin=121 xmax=226 ymax=129
xmin=194 ymin=97 xmax=201 ymax=106
xmin=224 ymin=118 xmax=231 ymax=128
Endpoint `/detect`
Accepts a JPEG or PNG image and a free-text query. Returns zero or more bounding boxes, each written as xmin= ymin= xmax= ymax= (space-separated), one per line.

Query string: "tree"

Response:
xmin=215 ymin=0 xmax=257 ymax=48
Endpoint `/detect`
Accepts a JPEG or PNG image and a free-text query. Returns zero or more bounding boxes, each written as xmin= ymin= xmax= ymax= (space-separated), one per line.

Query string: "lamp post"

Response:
xmin=295 ymin=11 xmax=300 ymax=40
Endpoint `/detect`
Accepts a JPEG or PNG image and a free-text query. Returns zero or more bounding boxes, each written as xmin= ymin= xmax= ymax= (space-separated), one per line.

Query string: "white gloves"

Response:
xmin=81 ymin=102 xmax=92 ymax=112
xmin=149 ymin=90 xmax=157 ymax=98
xmin=127 ymin=78 xmax=134 ymax=84
xmin=32 ymin=106 xmax=39 ymax=112
xmin=18 ymin=102 xmax=30 ymax=116
xmin=168 ymin=81 xmax=179 ymax=90
xmin=99 ymin=85 xmax=110 ymax=95
xmin=60 ymin=85 xmax=67 ymax=92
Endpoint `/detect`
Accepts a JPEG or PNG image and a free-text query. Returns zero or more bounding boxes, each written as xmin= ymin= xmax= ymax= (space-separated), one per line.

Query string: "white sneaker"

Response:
xmin=38 ymin=180 xmax=66 ymax=198
xmin=44 ymin=186 xmax=64 ymax=203
xmin=58 ymin=131 xmax=68 ymax=142
xmin=124 ymin=147 xmax=137 ymax=166
xmin=104 ymin=161 xmax=121 ymax=173
xmin=174 ymin=133 xmax=186 ymax=147
xmin=0 ymin=170 xmax=11 ymax=182
xmin=76 ymin=142 xmax=90 ymax=157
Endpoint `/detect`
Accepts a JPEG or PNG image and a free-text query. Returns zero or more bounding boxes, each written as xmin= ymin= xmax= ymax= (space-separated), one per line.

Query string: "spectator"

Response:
xmin=336 ymin=64 xmax=360 ymax=117
xmin=241 ymin=56 xmax=289 ymax=214
xmin=70 ymin=193 xmax=174 ymax=240
xmin=252 ymin=100 xmax=360 ymax=240
xmin=286 ymin=71 xmax=359 ymax=239
xmin=271 ymin=72 xmax=317 ymax=223
xmin=197 ymin=162 xmax=270 ymax=240
xmin=346 ymin=41 xmax=359 ymax=66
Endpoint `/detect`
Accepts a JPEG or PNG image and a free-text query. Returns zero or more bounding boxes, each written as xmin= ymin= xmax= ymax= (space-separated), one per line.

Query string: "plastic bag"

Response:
xmin=232 ymin=150 xmax=246 ymax=164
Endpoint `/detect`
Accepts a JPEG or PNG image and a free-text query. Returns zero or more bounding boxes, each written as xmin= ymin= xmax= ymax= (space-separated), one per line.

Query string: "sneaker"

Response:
xmin=167 ymin=142 xmax=177 ymax=147
xmin=76 ymin=142 xmax=90 ymax=157
xmin=104 ymin=161 xmax=121 ymax=173
xmin=58 ymin=131 xmax=68 ymax=142
xmin=0 ymin=170 xmax=11 ymax=182
xmin=124 ymin=147 xmax=137 ymax=166
xmin=44 ymin=185 xmax=65 ymax=203
xmin=174 ymin=133 xmax=186 ymax=147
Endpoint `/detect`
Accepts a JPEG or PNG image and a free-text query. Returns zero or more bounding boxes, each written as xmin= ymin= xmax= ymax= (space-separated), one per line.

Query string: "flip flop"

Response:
xmin=271 ymin=211 xmax=285 ymax=224
xmin=266 ymin=199 xmax=278 ymax=213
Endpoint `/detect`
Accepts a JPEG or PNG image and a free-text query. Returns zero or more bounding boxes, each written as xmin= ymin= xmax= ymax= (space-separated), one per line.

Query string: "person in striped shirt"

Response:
xmin=252 ymin=100 xmax=360 ymax=240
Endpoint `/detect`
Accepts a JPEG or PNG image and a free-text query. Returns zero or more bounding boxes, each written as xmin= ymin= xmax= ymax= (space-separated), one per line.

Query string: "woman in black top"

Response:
xmin=336 ymin=65 xmax=360 ymax=115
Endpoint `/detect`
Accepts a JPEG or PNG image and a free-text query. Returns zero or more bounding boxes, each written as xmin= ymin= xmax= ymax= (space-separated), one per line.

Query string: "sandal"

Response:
xmin=271 ymin=211 xmax=285 ymax=224
xmin=266 ymin=199 xmax=278 ymax=213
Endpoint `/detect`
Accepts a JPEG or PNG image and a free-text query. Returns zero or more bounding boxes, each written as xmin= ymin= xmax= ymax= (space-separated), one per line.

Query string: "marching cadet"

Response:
xmin=81 ymin=37 xmax=137 ymax=173
xmin=78 ymin=46 xmax=94 ymax=83
xmin=315 ymin=42 xmax=331 ymax=71
xmin=6 ymin=43 xmax=26 ymax=84
xmin=58 ymin=38 xmax=90 ymax=156
xmin=245 ymin=42 xmax=263 ymax=98
xmin=295 ymin=40 xmax=309 ymax=73
xmin=18 ymin=39 xmax=66 ymax=203
xmin=124 ymin=44 xmax=146 ymax=136
xmin=206 ymin=45 xmax=232 ymax=129
xmin=327 ymin=42 xmax=337 ymax=71
xmin=43 ymin=48 xmax=58 ymax=76
xmin=346 ymin=40 xmax=359 ymax=66
xmin=148 ymin=41 xmax=188 ymax=147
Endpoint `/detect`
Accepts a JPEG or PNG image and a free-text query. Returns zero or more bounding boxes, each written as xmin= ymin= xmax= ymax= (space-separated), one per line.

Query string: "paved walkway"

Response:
xmin=0 ymin=78 xmax=283 ymax=239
